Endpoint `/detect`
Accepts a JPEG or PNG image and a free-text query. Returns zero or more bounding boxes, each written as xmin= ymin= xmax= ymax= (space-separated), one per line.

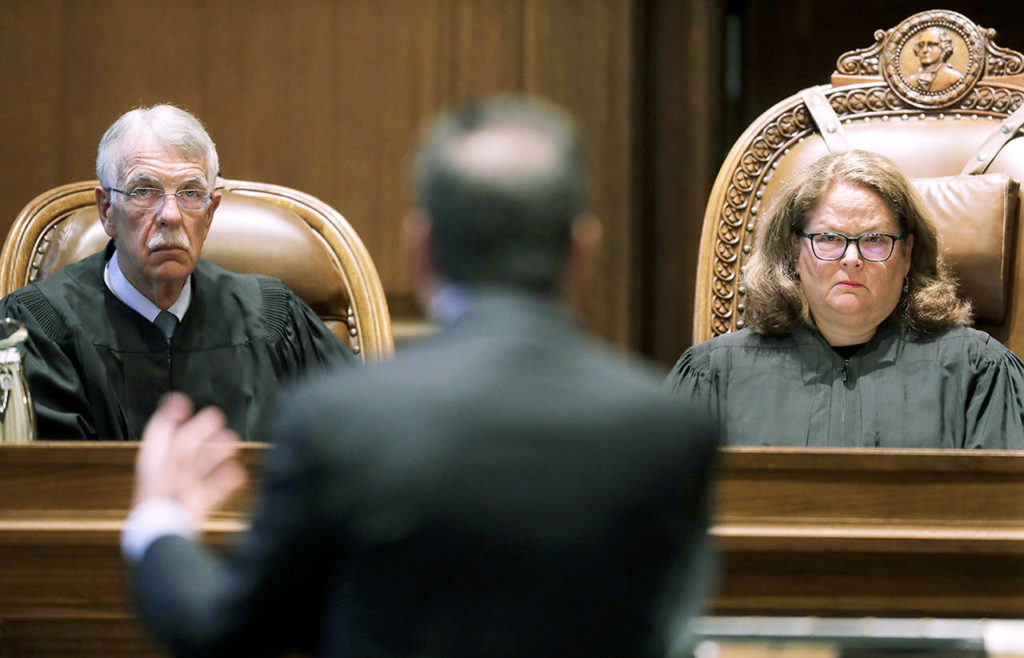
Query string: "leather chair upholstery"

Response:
xmin=0 ymin=178 xmax=394 ymax=361
xmin=695 ymin=9 xmax=1024 ymax=355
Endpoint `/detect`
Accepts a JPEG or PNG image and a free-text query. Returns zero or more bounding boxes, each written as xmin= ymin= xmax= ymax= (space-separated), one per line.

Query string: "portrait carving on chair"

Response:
xmin=905 ymin=26 xmax=965 ymax=93
xmin=0 ymin=104 xmax=365 ymax=441
xmin=882 ymin=11 xmax=986 ymax=108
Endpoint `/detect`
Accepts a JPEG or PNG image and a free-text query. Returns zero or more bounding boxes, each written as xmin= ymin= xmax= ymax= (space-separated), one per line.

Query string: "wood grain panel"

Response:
xmin=330 ymin=0 xmax=445 ymax=298
xmin=716 ymin=549 xmax=1024 ymax=617
xmin=0 ymin=1 xmax=65 ymax=230
xmin=643 ymin=0 xmax=724 ymax=365
xmin=1 ymin=444 xmax=1022 ymax=655
xmin=61 ymin=0 xmax=210 ymax=183
xmin=523 ymin=0 xmax=637 ymax=345
xmin=0 ymin=617 xmax=162 ymax=658
xmin=0 ymin=443 xmax=260 ymax=656
xmin=446 ymin=0 xmax=525 ymax=97
xmin=712 ymin=447 xmax=1024 ymax=617
xmin=0 ymin=0 xmax=645 ymax=349
xmin=203 ymin=0 xmax=337 ymax=191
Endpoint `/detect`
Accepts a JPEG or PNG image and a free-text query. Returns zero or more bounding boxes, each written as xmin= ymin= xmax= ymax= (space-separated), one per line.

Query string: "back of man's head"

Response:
xmin=96 ymin=104 xmax=219 ymax=190
xmin=413 ymin=97 xmax=589 ymax=294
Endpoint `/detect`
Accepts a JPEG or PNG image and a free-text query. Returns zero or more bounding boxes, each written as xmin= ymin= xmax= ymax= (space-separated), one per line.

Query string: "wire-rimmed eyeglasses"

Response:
xmin=797 ymin=231 xmax=906 ymax=262
xmin=107 ymin=187 xmax=213 ymax=212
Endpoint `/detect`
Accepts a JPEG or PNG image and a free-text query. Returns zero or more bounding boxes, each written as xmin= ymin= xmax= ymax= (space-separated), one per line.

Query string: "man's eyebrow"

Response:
xmin=178 ymin=175 xmax=208 ymax=188
xmin=125 ymin=173 xmax=161 ymax=188
xmin=123 ymin=174 xmax=208 ymax=189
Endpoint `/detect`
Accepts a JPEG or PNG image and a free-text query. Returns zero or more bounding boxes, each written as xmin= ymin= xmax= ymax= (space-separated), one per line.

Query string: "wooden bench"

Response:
xmin=0 ymin=444 xmax=1021 ymax=655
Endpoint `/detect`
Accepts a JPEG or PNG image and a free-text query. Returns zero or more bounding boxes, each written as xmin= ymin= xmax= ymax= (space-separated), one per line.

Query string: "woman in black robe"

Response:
xmin=667 ymin=150 xmax=1024 ymax=449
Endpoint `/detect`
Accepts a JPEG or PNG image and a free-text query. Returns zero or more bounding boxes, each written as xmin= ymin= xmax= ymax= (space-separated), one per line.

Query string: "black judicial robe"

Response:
xmin=667 ymin=320 xmax=1024 ymax=449
xmin=0 ymin=245 xmax=355 ymax=440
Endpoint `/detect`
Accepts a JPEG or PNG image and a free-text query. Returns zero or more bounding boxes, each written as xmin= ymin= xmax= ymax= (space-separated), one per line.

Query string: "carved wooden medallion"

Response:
xmin=881 ymin=10 xmax=984 ymax=108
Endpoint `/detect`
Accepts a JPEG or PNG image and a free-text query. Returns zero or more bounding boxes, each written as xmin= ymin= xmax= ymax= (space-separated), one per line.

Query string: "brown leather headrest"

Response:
xmin=912 ymin=173 xmax=1020 ymax=324
xmin=31 ymin=189 xmax=354 ymax=346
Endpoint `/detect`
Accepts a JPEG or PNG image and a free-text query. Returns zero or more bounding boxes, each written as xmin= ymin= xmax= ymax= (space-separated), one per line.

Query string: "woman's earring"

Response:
xmin=903 ymin=276 xmax=909 ymax=293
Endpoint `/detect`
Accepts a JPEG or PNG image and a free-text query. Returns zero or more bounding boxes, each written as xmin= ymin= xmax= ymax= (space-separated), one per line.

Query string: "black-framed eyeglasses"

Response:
xmin=107 ymin=187 xmax=213 ymax=212
xmin=797 ymin=231 xmax=906 ymax=262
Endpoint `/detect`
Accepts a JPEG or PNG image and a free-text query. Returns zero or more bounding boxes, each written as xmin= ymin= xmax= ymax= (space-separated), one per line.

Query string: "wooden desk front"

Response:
xmin=0 ymin=443 xmax=259 ymax=657
xmin=0 ymin=444 xmax=1021 ymax=655
xmin=713 ymin=447 xmax=1024 ymax=618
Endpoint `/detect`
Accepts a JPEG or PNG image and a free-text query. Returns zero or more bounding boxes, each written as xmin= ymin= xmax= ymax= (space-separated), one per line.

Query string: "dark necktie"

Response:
xmin=154 ymin=310 xmax=178 ymax=341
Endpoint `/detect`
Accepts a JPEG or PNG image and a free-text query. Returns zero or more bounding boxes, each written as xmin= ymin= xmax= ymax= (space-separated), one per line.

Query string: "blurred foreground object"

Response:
xmin=0 ymin=318 xmax=34 ymax=442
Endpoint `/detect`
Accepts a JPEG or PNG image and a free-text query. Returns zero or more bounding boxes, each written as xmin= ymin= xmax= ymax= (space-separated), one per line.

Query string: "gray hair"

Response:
xmin=411 ymin=96 xmax=588 ymax=293
xmin=96 ymin=104 xmax=219 ymax=189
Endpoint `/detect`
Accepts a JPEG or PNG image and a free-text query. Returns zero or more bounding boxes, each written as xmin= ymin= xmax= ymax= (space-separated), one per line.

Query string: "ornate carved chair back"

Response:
xmin=696 ymin=9 xmax=1024 ymax=355
xmin=0 ymin=178 xmax=394 ymax=362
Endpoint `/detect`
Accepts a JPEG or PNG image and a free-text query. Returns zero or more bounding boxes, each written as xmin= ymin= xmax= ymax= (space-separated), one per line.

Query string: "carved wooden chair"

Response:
xmin=0 ymin=178 xmax=394 ymax=361
xmin=695 ymin=9 xmax=1024 ymax=355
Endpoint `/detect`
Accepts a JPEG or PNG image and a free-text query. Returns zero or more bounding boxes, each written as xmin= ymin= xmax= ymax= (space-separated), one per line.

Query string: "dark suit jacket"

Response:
xmin=131 ymin=291 xmax=718 ymax=658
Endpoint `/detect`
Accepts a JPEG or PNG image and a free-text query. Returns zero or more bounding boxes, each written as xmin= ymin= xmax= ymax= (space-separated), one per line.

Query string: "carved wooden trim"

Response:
xmin=704 ymin=103 xmax=816 ymax=336
xmin=30 ymin=217 xmax=68 ymax=284
xmin=835 ymin=10 xmax=1021 ymax=89
xmin=984 ymin=28 xmax=1024 ymax=76
xmin=835 ymin=30 xmax=886 ymax=77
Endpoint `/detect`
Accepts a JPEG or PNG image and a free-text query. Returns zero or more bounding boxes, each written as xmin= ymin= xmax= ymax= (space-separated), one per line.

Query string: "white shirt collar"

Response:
xmin=430 ymin=281 xmax=472 ymax=326
xmin=103 ymin=247 xmax=191 ymax=323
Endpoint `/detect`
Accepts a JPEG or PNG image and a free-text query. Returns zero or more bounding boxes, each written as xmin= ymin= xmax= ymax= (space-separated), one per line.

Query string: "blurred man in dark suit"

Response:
xmin=122 ymin=96 xmax=718 ymax=658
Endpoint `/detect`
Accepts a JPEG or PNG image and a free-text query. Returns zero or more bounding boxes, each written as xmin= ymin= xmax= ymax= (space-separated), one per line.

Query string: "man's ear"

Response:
xmin=95 ymin=186 xmax=117 ymax=238
xmin=563 ymin=213 xmax=602 ymax=300
xmin=402 ymin=210 xmax=437 ymax=305
xmin=197 ymin=191 xmax=221 ymax=241
xmin=208 ymin=191 xmax=222 ymax=217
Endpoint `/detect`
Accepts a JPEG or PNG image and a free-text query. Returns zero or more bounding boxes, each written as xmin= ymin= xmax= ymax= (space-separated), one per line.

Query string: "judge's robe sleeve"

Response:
xmin=964 ymin=341 xmax=1024 ymax=449
xmin=0 ymin=288 xmax=97 ymax=439
xmin=258 ymin=279 xmax=358 ymax=376
xmin=664 ymin=344 xmax=720 ymax=434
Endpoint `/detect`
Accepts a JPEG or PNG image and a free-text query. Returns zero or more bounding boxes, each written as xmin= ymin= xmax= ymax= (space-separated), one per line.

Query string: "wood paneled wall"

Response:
xmin=0 ymin=0 xmax=681 ymax=353
xmin=641 ymin=0 xmax=724 ymax=363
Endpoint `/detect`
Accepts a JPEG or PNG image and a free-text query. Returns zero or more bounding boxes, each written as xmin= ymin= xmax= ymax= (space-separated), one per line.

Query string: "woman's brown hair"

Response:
xmin=743 ymin=149 xmax=971 ymax=335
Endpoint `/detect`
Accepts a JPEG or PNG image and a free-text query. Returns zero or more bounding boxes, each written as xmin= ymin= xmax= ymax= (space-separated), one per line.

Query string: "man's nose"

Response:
xmin=156 ymin=195 xmax=184 ymax=223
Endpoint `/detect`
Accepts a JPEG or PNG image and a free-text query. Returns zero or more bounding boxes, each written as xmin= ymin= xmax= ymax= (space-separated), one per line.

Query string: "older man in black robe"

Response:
xmin=0 ymin=104 xmax=353 ymax=440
